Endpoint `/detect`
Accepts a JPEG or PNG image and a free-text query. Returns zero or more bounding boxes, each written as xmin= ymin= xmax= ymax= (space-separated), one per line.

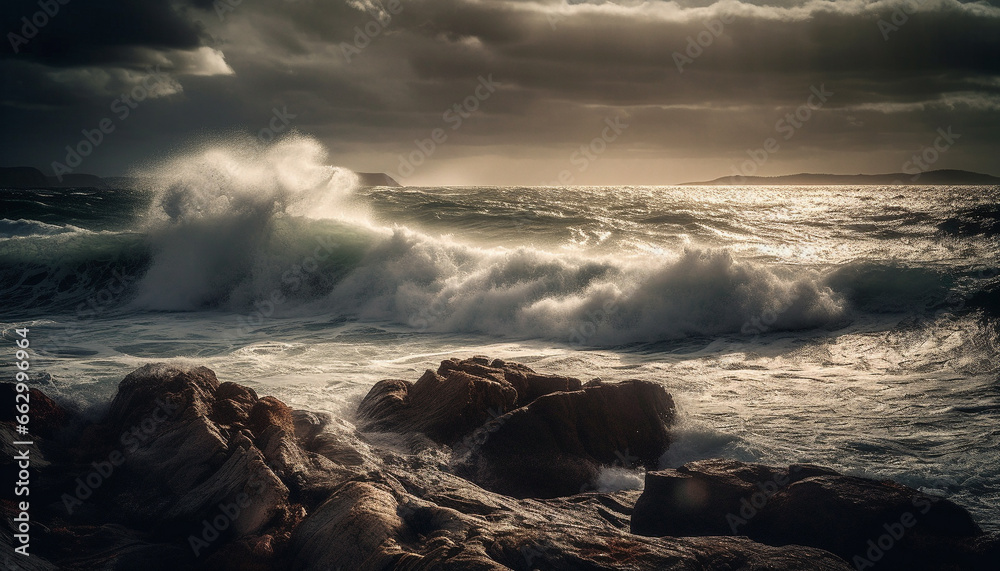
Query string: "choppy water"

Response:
xmin=2 ymin=135 xmax=998 ymax=529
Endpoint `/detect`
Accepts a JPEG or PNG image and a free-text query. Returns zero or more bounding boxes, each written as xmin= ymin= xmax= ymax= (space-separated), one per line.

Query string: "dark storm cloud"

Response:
xmin=2 ymin=0 xmax=999 ymax=183
xmin=2 ymin=0 xmax=207 ymax=65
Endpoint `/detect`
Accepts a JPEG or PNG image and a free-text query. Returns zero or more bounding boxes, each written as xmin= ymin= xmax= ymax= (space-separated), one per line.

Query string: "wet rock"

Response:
xmin=440 ymin=356 xmax=583 ymax=406
xmin=15 ymin=359 xmax=996 ymax=571
xmin=632 ymin=459 xmax=995 ymax=571
xmin=57 ymin=365 xmax=299 ymax=565
xmin=631 ymin=459 xmax=838 ymax=537
xmin=257 ymin=425 xmax=356 ymax=506
xmin=358 ymin=366 xmax=518 ymax=445
xmin=357 ymin=358 xmax=586 ymax=447
xmin=248 ymin=396 xmax=295 ymax=442
xmin=0 ymin=383 xmax=69 ymax=438
xmin=459 ymin=379 xmax=676 ymax=498
xmin=211 ymin=382 xmax=258 ymax=427
xmin=290 ymin=409 xmax=330 ymax=449
xmin=287 ymin=468 xmax=851 ymax=571
xmin=104 ymin=363 xmax=218 ymax=436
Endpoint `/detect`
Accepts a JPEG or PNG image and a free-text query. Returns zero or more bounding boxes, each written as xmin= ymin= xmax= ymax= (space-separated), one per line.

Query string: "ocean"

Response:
xmin=2 ymin=136 xmax=998 ymax=531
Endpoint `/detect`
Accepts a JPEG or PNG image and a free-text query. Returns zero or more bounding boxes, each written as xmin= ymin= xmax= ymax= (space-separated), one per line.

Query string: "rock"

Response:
xmin=292 ymin=409 xmax=368 ymax=467
xmin=355 ymin=378 xmax=414 ymax=432
xmin=439 ymin=356 xmax=583 ymax=406
xmin=248 ymin=396 xmax=295 ymax=441
xmin=59 ymin=364 xmax=302 ymax=564
xmin=631 ymin=459 xmax=838 ymax=537
xmin=287 ymin=468 xmax=851 ymax=571
xmin=631 ymin=459 xmax=995 ymax=571
xmin=211 ymin=382 xmax=258 ymax=427
xmin=257 ymin=425 xmax=357 ymax=506
xmin=0 ymin=383 xmax=69 ymax=438
xmin=358 ymin=367 xmax=517 ymax=445
xmin=354 ymin=172 xmax=402 ymax=187
xmin=15 ymin=358 xmax=997 ymax=571
xmin=458 ymin=379 xmax=676 ymax=498
xmin=104 ymin=363 xmax=219 ymax=436
xmin=34 ymin=523 xmax=193 ymax=571
xmin=290 ymin=409 xmax=330 ymax=448
xmin=289 ymin=480 xmax=407 ymax=570
xmin=359 ymin=359 xmax=674 ymax=499
xmin=357 ymin=358 xmax=585 ymax=447
xmin=0 ymin=166 xmax=50 ymax=189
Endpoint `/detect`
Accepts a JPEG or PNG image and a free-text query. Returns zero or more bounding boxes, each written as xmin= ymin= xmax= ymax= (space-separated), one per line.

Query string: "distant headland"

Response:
xmin=682 ymin=169 xmax=1000 ymax=186
xmin=0 ymin=166 xmax=108 ymax=189
xmin=354 ymin=172 xmax=402 ymax=187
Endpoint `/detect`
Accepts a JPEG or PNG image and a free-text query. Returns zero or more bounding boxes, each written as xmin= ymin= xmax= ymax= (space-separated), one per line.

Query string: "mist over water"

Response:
xmin=2 ymin=136 xmax=998 ymax=529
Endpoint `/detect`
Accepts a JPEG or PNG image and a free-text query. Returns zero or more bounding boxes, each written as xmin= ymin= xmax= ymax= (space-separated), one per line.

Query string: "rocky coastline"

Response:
xmin=2 ymin=357 xmax=997 ymax=570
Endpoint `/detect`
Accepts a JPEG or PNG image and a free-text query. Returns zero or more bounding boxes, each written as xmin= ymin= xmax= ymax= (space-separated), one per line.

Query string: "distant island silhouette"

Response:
xmin=354 ymin=172 xmax=402 ymax=187
xmin=682 ymin=169 xmax=1000 ymax=186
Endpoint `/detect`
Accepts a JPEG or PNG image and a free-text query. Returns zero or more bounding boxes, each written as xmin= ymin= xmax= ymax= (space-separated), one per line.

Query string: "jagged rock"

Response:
xmin=0 ymin=384 xmax=69 ymax=438
xmin=458 ymin=379 xmax=675 ymax=498
xmin=52 ymin=364 xmax=316 ymax=566
xmin=35 ymin=524 xmax=192 ymax=571
xmin=290 ymin=409 xmax=330 ymax=449
xmin=211 ymin=382 xmax=258 ymax=427
xmin=631 ymin=459 xmax=997 ymax=571
xmin=440 ymin=356 xmax=583 ymax=407
xmin=15 ymin=359 xmax=997 ymax=571
xmin=257 ymin=425 xmax=357 ymax=506
xmin=248 ymin=396 xmax=295 ymax=442
xmin=358 ymin=357 xmax=581 ymax=445
xmin=631 ymin=459 xmax=839 ymax=537
xmin=289 ymin=480 xmax=408 ymax=570
xmin=290 ymin=409 xmax=367 ymax=467
xmin=358 ymin=368 xmax=517 ymax=445
xmin=287 ymin=469 xmax=851 ymax=571
xmin=357 ymin=358 xmax=585 ymax=447
xmin=104 ymin=364 xmax=218 ymax=435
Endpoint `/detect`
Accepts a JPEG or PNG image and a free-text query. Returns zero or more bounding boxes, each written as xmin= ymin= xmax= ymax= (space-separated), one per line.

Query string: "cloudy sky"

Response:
xmin=3 ymin=0 xmax=999 ymax=185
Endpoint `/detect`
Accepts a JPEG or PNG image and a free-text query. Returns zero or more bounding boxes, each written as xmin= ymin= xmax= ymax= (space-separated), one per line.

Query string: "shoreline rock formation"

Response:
xmin=2 ymin=358 xmax=997 ymax=570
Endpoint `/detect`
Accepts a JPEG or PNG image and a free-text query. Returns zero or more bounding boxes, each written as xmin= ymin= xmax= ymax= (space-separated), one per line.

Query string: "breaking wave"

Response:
xmin=1 ymin=135 xmax=993 ymax=345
